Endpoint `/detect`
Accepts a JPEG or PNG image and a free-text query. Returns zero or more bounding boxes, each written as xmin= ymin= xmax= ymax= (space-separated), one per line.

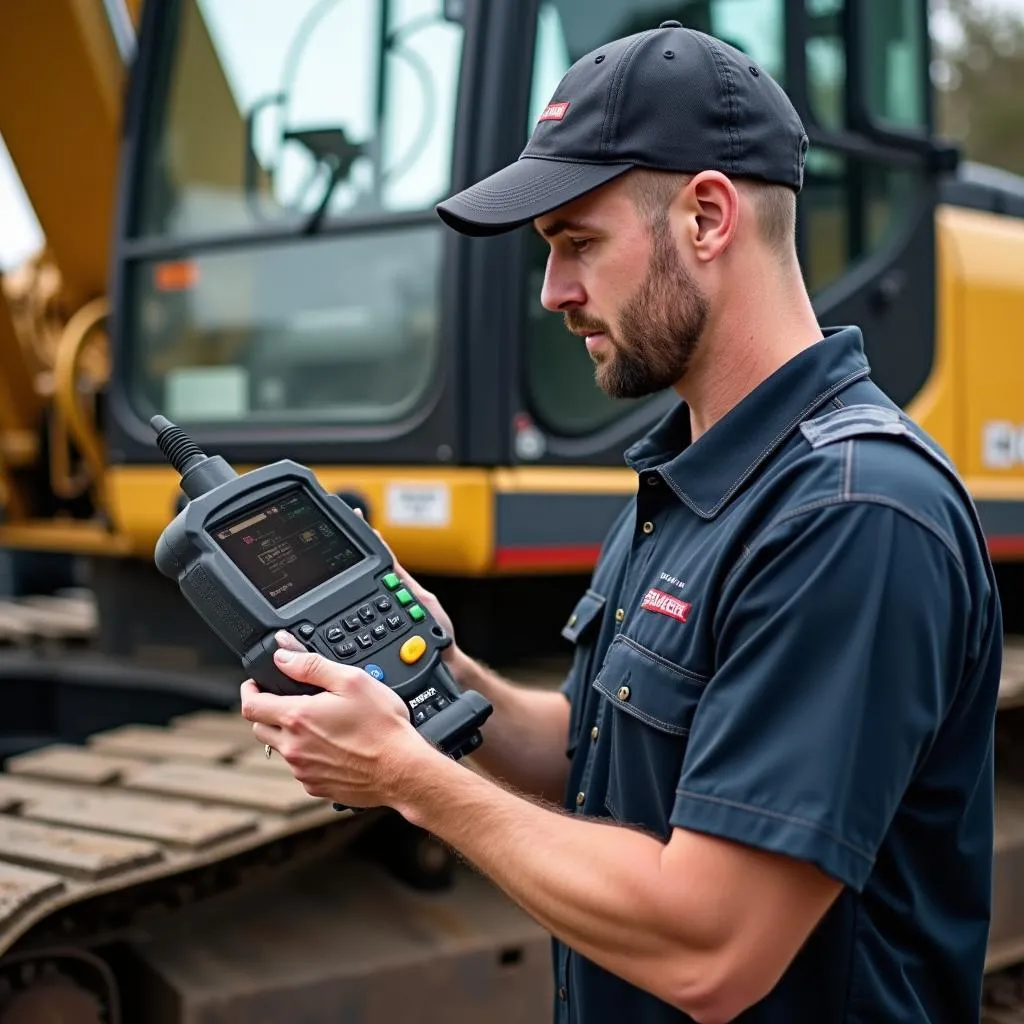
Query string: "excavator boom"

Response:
xmin=0 ymin=0 xmax=125 ymax=307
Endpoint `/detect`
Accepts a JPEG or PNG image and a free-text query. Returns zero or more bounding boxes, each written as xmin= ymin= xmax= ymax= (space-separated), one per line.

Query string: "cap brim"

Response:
xmin=435 ymin=157 xmax=634 ymax=237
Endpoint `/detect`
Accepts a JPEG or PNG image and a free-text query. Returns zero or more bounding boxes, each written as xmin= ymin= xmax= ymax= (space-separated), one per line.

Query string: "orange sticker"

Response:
xmin=154 ymin=260 xmax=199 ymax=292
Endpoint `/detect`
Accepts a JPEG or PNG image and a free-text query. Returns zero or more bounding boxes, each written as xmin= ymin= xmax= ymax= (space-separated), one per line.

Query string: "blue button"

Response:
xmin=364 ymin=664 xmax=385 ymax=681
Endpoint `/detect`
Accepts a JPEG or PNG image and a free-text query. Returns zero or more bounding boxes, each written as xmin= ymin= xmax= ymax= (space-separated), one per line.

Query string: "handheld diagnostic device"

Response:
xmin=149 ymin=415 xmax=492 ymax=764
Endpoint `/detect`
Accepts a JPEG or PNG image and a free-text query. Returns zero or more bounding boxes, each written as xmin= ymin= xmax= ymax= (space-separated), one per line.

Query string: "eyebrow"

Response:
xmin=534 ymin=218 xmax=591 ymax=239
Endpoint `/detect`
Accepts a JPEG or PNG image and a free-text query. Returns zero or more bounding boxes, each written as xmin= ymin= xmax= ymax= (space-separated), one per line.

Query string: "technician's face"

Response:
xmin=536 ymin=180 xmax=709 ymax=398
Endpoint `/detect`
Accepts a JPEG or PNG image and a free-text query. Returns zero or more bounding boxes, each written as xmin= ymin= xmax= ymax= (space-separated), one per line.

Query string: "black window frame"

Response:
xmin=105 ymin=0 xmax=488 ymax=467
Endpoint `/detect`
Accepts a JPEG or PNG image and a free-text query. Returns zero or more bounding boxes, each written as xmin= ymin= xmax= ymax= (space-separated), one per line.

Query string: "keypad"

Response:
xmin=309 ymin=571 xmax=428 ymax=661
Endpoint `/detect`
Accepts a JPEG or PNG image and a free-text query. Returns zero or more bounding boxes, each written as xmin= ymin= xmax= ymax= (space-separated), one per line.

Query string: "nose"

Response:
xmin=540 ymin=251 xmax=586 ymax=313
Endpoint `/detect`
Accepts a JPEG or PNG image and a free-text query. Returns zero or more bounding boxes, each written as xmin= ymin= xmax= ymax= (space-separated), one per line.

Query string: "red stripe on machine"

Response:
xmin=494 ymin=544 xmax=602 ymax=569
xmin=641 ymin=588 xmax=692 ymax=623
xmin=988 ymin=536 xmax=1024 ymax=557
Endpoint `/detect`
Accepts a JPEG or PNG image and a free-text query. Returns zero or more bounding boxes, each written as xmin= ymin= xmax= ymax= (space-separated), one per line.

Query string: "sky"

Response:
xmin=0 ymin=135 xmax=43 ymax=272
xmin=2 ymin=0 xmax=1024 ymax=274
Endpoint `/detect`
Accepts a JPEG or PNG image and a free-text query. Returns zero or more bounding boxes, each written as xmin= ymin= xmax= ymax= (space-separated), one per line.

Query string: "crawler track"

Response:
xmin=0 ymin=706 xmax=372 ymax=961
xmin=0 ymin=591 xmax=567 ymax=969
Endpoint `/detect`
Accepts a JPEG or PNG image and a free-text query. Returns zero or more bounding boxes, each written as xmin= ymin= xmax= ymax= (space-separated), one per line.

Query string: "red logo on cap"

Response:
xmin=539 ymin=102 xmax=569 ymax=122
xmin=641 ymin=588 xmax=692 ymax=623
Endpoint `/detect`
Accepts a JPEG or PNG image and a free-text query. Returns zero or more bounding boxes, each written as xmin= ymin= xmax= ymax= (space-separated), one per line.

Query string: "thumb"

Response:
xmin=273 ymin=643 xmax=356 ymax=696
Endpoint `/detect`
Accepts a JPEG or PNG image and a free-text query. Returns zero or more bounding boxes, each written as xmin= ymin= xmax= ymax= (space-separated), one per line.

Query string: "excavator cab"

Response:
xmin=104 ymin=0 xmax=946 ymax=551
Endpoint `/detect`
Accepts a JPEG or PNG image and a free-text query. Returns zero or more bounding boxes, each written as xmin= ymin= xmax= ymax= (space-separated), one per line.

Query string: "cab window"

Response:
xmin=136 ymin=0 xmax=464 ymax=238
xmin=802 ymin=0 xmax=926 ymax=294
xmin=124 ymin=0 xmax=464 ymax=428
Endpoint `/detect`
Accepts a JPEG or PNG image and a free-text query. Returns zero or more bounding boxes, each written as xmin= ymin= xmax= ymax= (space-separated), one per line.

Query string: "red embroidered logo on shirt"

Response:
xmin=539 ymin=101 xmax=570 ymax=122
xmin=641 ymin=588 xmax=692 ymax=623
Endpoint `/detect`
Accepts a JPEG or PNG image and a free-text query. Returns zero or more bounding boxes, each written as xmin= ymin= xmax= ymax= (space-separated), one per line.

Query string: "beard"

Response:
xmin=565 ymin=221 xmax=709 ymax=399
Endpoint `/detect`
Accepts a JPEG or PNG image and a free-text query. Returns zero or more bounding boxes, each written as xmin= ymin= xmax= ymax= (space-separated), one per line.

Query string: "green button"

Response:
xmin=408 ymin=604 xmax=425 ymax=622
xmin=382 ymin=573 xmax=400 ymax=590
xmin=395 ymin=588 xmax=413 ymax=606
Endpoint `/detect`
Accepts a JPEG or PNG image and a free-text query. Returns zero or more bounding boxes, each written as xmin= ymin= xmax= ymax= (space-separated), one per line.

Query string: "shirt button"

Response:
xmin=646 ymin=475 xmax=659 ymax=486
xmin=576 ymin=791 xmax=585 ymax=806
xmin=618 ymin=685 xmax=631 ymax=701
xmin=591 ymin=725 xmax=599 ymax=740
xmin=642 ymin=521 xmax=655 ymax=535
xmin=615 ymin=607 xmax=624 ymax=622
xmin=558 ymin=987 xmax=567 ymax=1001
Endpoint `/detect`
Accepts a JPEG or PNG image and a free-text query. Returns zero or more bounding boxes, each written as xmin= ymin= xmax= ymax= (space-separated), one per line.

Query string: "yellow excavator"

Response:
xmin=2 ymin=0 xmax=1024 ymax=1020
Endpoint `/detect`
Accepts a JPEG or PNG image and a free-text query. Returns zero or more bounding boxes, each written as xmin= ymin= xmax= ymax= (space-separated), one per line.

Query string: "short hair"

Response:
xmin=625 ymin=168 xmax=796 ymax=258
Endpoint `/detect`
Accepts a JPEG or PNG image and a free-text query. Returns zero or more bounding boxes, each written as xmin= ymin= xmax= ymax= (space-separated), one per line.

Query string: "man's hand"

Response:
xmin=240 ymin=630 xmax=432 ymax=807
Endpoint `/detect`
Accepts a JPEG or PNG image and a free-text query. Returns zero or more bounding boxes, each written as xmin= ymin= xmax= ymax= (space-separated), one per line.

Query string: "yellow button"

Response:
xmin=400 ymin=635 xmax=427 ymax=664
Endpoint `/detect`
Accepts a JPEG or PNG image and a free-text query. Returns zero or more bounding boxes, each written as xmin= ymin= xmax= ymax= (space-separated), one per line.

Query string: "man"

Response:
xmin=243 ymin=22 xmax=1003 ymax=1023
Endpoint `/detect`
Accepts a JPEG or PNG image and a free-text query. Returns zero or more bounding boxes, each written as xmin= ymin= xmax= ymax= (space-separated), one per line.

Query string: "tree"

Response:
xmin=931 ymin=0 xmax=1024 ymax=175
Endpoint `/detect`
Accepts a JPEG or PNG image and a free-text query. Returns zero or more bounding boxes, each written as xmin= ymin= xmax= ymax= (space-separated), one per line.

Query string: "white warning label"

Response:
xmin=385 ymin=484 xmax=451 ymax=528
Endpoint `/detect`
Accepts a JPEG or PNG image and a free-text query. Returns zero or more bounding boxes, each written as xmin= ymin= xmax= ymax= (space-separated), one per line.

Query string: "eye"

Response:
xmin=569 ymin=237 xmax=591 ymax=253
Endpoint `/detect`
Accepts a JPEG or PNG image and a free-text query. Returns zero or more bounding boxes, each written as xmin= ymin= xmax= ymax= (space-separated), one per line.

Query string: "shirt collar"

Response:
xmin=624 ymin=327 xmax=871 ymax=519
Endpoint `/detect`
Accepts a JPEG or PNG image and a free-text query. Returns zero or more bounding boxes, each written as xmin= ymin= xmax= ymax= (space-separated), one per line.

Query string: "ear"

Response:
xmin=674 ymin=171 xmax=739 ymax=264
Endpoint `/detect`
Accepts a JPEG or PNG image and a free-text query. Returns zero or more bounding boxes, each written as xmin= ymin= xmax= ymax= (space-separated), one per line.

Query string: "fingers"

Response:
xmin=251 ymin=721 xmax=282 ymax=748
xmin=239 ymin=680 xmax=288 ymax=727
xmin=273 ymin=645 xmax=363 ymax=695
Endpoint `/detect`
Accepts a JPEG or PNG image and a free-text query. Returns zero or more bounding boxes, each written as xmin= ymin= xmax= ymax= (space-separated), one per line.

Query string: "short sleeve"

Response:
xmin=671 ymin=501 xmax=971 ymax=890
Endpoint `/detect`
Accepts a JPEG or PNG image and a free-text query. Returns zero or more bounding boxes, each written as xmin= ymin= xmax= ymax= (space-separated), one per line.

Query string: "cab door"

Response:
xmin=107 ymin=0 xmax=484 ymax=469
xmin=495 ymin=0 xmax=944 ymax=469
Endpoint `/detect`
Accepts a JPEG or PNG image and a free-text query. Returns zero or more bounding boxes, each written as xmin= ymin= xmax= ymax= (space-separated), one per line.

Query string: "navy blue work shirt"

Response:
xmin=555 ymin=327 xmax=1002 ymax=1023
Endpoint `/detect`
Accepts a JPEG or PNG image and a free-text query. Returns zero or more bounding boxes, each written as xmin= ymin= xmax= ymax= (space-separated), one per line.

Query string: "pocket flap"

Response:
xmin=593 ymin=637 xmax=704 ymax=735
xmin=561 ymin=588 xmax=607 ymax=644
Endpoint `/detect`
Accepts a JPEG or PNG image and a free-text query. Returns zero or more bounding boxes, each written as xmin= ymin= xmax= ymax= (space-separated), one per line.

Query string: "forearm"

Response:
xmin=449 ymin=650 xmax=571 ymax=802
xmin=393 ymin=747 xmax=722 ymax=1016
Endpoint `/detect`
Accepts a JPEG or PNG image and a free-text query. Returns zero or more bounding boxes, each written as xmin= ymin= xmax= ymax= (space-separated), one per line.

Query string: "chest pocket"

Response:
xmin=593 ymin=635 xmax=707 ymax=837
xmin=561 ymin=588 xmax=608 ymax=758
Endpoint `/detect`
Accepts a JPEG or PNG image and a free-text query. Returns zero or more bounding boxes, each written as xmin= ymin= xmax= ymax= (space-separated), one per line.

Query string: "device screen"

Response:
xmin=211 ymin=488 xmax=365 ymax=609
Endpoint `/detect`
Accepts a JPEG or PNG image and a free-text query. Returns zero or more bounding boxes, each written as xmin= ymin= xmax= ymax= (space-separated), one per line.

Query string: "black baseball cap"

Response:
xmin=436 ymin=21 xmax=809 ymax=237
